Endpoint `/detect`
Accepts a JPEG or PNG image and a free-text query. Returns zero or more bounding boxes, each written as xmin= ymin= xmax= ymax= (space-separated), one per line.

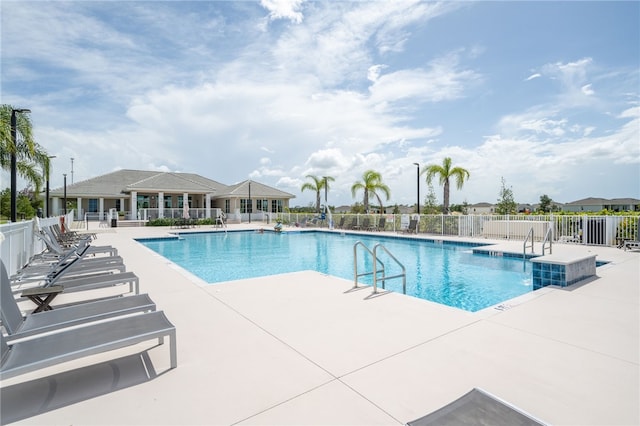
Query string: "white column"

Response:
xmin=99 ymin=198 xmax=105 ymax=220
xmin=205 ymin=194 xmax=211 ymax=219
xmin=131 ymin=191 xmax=137 ymax=220
xmin=182 ymin=192 xmax=189 ymax=219
xmin=158 ymin=192 xmax=164 ymax=218
xmin=76 ymin=197 xmax=82 ymax=220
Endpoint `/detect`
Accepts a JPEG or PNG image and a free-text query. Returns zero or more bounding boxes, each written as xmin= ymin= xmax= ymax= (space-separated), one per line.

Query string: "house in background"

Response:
xmin=48 ymin=169 xmax=295 ymax=223
xmin=469 ymin=202 xmax=494 ymax=214
xmin=563 ymin=197 xmax=640 ymax=213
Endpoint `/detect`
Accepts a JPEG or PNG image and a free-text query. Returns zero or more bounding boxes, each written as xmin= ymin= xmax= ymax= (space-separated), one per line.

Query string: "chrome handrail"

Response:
xmin=353 ymin=241 xmax=406 ymax=296
xmin=372 ymin=243 xmax=406 ymax=295
xmin=541 ymin=223 xmax=553 ymax=255
xmin=353 ymin=241 xmax=385 ymax=289
xmin=523 ymin=226 xmax=535 ymax=258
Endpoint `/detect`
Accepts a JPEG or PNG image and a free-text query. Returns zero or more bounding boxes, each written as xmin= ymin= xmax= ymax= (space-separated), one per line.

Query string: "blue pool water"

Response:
xmin=137 ymin=231 xmax=533 ymax=312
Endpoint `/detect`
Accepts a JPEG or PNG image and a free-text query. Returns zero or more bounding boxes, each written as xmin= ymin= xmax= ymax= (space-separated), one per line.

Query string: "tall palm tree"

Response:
xmin=1 ymin=104 xmax=47 ymax=193
xmin=351 ymin=170 xmax=391 ymax=213
xmin=421 ymin=157 xmax=470 ymax=214
xmin=301 ymin=175 xmax=335 ymax=213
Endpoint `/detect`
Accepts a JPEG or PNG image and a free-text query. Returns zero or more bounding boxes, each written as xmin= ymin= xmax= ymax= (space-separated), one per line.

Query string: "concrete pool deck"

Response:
xmin=2 ymin=223 xmax=638 ymax=425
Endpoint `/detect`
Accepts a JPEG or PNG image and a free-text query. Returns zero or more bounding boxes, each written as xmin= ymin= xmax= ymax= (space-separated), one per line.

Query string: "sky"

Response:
xmin=2 ymin=0 xmax=639 ymax=208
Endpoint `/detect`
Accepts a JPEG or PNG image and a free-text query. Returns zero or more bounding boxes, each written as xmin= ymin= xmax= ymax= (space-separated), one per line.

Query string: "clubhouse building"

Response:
xmin=48 ymin=169 xmax=295 ymax=223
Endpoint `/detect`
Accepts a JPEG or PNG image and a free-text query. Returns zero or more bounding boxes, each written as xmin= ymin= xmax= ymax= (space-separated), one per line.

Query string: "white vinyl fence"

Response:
xmin=277 ymin=213 xmax=638 ymax=247
xmin=0 ymin=212 xmax=74 ymax=276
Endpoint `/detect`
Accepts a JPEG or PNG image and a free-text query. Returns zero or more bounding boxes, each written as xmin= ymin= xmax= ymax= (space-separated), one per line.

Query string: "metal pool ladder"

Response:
xmin=523 ymin=226 xmax=535 ymax=258
xmin=541 ymin=223 xmax=553 ymax=255
xmin=353 ymin=241 xmax=406 ymax=295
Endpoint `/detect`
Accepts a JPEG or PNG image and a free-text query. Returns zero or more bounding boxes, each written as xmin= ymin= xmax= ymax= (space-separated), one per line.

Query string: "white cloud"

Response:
xmin=260 ymin=0 xmax=305 ymax=23
xmin=367 ymin=64 xmax=386 ymax=82
xmin=368 ymin=54 xmax=482 ymax=105
xmin=541 ymin=57 xmax=598 ymax=107
xmin=581 ymin=83 xmax=595 ymax=96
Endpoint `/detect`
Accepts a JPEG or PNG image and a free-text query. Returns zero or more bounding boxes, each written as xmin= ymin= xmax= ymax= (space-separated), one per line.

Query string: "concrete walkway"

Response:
xmin=2 ymin=224 xmax=638 ymax=425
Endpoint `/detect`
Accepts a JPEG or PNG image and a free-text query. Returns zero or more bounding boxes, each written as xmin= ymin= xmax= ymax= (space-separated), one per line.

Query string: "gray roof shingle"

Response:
xmin=49 ymin=169 xmax=295 ymax=200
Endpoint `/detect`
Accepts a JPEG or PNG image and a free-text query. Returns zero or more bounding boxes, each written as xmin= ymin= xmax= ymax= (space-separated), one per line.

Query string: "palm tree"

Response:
xmin=301 ymin=175 xmax=335 ymax=213
xmin=1 ymin=104 xmax=47 ymax=194
xmin=351 ymin=170 xmax=391 ymax=213
xmin=421 ymin=157 xmax=470 ymax=214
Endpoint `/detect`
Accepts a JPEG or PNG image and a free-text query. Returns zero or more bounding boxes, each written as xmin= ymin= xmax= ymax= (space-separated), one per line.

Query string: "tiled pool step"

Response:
xmin=530 ymin=254 xmax=597 ymax=289
xmin=472 ymin=247 xmax=599 ymax=289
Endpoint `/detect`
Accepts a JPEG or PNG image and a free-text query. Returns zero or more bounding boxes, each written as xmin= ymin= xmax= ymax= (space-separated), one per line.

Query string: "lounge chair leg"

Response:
xmin=170 ymin=331 xmax=177 ymax=369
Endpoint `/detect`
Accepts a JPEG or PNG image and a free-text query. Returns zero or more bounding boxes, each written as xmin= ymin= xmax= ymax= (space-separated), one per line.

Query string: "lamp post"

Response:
xmin=323 ymin=176 xmax=328 ymax=227
xmin=248 ymin=180 xmax=251 ymax=223
xmin=323 ymin=176 xmax=328 ymax=214
xmin=413 ymin=163 xmax=420 ymax=215
xmin=10 ymin=108 xmax=31 ymax=222
xmin=45 ymin=155 xmax=56 ymax=217
xmin=63 ymin=174 xmax=67 ymax=215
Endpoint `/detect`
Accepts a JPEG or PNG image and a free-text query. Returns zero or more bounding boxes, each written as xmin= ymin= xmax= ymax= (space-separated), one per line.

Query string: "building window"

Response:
xmin=272 ymin=199 xmax=283 ymax=213
xmin=225 ymin=199 xmax=230 ymax=214
xmin=116 ymin=200 xmax=122 ymax=211
xmin=256 ymin=199 xmax=268 ymax=212
xmin=241 ymin=199 xmax=253 ymax=213
xmin=178 ymin=196 xmax=192 ymax=208
xmin=164 ymin=196 xmax=173 ymax=208
xmin=137 ymin=195 xmax=150 ymax=209
xmin=88 ymin=199 xmax=98 ymax=213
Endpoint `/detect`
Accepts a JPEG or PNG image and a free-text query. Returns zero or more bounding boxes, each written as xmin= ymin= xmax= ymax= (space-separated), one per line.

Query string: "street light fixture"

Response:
xmin=10 ymin=108 xmax=31 ymax=222
xmin=413 ymin=163 xmax=420 ymax=215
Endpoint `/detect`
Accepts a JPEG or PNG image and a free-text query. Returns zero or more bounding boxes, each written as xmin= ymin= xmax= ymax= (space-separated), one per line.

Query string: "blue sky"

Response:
xmin=2 ymin=0 xmax=639 ymax=208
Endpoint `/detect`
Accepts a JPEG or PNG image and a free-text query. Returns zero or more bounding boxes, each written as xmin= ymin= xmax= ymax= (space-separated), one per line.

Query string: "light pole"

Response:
xmin=10 ymin=108 xmax=31 ymax=222
xmin=63 ymin=174 xmax=67 ymax=215
xmin=45 ymin=155 xmax=56 ymax=217
xmin=323 ymin=176 xmax=328 ymax=214
xmin=413 ymin=163 xmax=420 ymax=215
xmin=323 ymin=176 xmax=328 ymax=227
xmin=70 ymin=157 xmax=74 ymax=184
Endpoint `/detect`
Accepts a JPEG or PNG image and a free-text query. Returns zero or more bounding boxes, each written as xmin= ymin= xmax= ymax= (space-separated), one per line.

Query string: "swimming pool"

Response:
xmin=138 ymin=230 xmax=535 ymax=312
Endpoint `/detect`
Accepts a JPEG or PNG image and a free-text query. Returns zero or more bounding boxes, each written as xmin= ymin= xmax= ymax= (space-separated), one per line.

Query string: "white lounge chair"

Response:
xmin=2 ymin=262 xmax=154 ymax=341
xmin=406 ymin=388 xmax=547 ymax=425
xmin=40 ymin=227 xmax=117 ymax=257
xmin=0 ymin=310 xmax=177 ymax=380
xmin=12 ymin=243 xmax=125 ymax=284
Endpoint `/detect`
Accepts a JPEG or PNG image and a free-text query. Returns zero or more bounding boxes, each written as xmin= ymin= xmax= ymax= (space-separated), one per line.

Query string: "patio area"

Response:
xmin=2 ymin=224 xmax=638 ymax=425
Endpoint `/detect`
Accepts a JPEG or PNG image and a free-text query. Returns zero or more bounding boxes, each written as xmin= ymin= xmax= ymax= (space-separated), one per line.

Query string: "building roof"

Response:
xmin=565 ymin=197 xmax=640 ymax=206
xmin=49 ymin=169 xmax=295 ymax=200
xmin=225 ymin=180 xmax=295 ymax=199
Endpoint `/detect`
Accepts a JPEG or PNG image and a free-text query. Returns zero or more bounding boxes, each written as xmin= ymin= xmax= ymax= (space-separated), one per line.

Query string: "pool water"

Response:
xmin=138 ymin=231 xmax=533 ymax=312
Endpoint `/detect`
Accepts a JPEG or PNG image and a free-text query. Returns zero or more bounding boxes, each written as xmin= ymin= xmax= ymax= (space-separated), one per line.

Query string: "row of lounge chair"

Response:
xmin=336 ymin=216 xmax=388 ymax=232
xmin=1 ymin=223 xmax=177 ymax=382
xmin=335 ymin=216 xmax=419 ymax=234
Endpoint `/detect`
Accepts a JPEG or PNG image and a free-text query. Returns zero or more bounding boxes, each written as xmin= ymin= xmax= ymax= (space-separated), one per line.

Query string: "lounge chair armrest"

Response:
xmin=21 ymin=285 xmax=64 ymax=297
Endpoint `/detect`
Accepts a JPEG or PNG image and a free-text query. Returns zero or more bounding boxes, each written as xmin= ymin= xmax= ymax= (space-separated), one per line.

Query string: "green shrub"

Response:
xmin=146 ymin=218 xmax=175 ymax=226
